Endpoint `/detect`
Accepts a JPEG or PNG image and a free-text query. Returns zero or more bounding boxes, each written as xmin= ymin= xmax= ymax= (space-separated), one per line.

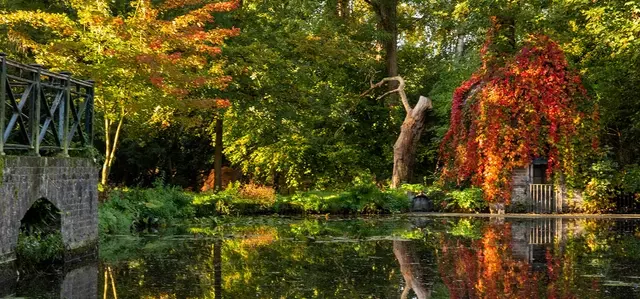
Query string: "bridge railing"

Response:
xmin=0 ymin=53 xmax=94 ymax=156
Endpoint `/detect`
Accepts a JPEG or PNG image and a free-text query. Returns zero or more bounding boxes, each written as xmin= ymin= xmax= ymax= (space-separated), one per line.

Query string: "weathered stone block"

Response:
xmin=0 ymin=156 xmax=98 ymax=264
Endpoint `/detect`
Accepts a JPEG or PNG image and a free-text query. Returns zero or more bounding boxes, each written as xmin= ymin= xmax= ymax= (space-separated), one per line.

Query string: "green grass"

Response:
xmin=98 ymin=180 xmax=492 ymax=237
xmin=100 ymin=181 xmax=412 ymax=236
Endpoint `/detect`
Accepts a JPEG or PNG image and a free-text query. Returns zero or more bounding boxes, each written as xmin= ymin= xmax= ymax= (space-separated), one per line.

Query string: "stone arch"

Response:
xmin=18 ymin=197 xmax=62 ymax=232
xmin=0 ymin=156 xmax=99 ymax=264
xmin=13 ymin=195 xmax=68 ymax=253
xmin=14 ymin=198 xmax=64 ymax=262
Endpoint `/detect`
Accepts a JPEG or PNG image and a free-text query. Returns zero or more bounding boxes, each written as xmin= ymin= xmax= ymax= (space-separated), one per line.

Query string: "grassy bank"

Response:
xmin=98 ymin=179 xmax=492 ymax=236
xmin=98 ymin=183 xmax=410 ymax=235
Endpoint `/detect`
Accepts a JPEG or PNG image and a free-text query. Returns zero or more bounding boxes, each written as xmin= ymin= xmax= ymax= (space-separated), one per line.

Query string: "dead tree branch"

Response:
xmin=361 ymin=76 xmax=413 ymax=113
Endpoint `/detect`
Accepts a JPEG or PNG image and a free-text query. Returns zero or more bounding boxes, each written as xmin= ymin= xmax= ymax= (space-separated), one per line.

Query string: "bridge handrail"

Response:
xmin=0 ymin=53 xmax=94 ymax=156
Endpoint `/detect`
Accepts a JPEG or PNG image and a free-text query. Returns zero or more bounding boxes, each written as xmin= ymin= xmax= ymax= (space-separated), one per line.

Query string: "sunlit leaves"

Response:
xmin=440 ymin=35 xmax=598 ymax=203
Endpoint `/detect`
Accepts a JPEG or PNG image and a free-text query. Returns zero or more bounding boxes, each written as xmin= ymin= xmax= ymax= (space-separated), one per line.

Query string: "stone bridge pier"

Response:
xmin=0 ymin=156 xmax=98 ymax=264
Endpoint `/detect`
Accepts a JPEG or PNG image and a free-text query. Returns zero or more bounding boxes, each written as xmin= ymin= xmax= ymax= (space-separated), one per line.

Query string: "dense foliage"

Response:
xmin=0 ymin=0 xmax=238 ymax=185
xmin=2 ymin=0 xmax=640 ymax=208
xmin=99 ymin=179 xmax=412 ymax=235
xmin=440 ymin=35 xmax=598 ymax=203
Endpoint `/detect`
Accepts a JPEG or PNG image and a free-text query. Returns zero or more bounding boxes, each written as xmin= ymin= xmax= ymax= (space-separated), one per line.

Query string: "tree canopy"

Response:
xmin=1 ymin=0 xmax=640 ymax=201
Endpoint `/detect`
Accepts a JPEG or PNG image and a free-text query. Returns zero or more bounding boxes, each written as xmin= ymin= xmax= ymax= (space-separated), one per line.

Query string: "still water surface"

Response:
xmin=10 ymin=216 xmax=640 ymax=298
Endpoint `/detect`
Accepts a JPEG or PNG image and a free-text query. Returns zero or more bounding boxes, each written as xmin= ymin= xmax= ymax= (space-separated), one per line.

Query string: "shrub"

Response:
xmin=620 ymin=164 xmax=640 ymax=194
xmin=193 ymin=182 xmax=278 ymax=215
xmin=278 ymin=176 xmax=410 ymax=214
xmin=127 ymin=186 xmax=194 ymax=226
xmin=400 ymin=184 xmax=425 ymax=194
xmin=99 ymin=203 xmax=134 ymax=235
xmin=582 ymin=160 xmax=618 ymax=213
xmin=16 ymin=231 xmax=64 ymax=264
xmin=445 ymin=188 xmax=486 ymax=213
xmin=240 ymin=183 xmax=277 ymax=206
xmin=99 ymin=184 xmax=195 ymax=235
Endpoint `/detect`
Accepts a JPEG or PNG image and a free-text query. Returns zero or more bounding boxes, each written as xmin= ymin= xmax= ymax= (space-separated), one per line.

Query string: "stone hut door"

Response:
xmin=531 ymin=158 xmax=548 ymax=184
xmin=529 ymin=157 xmax=558 ymax=213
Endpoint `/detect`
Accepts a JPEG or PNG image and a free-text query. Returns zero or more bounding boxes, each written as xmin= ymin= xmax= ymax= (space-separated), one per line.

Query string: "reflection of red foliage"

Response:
xmin=440 ymin=35 xmax=598 ymax=204
xmin=438 ymin=221 xmax=609 ymax=298
xmin=439 ymin=223 xmax=541 ymax=298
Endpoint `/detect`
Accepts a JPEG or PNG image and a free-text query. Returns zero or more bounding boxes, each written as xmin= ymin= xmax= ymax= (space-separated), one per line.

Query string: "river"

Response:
xmin=5 ymin=215 xmax=640 ymax=298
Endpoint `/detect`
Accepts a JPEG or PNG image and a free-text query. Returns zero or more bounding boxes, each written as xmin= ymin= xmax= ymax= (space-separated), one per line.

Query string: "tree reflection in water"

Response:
xmin=438 ymin=221 xmax=542 ymax=298
xmin=103 ymin=266 xmax=118 ymax=299
xmin=435 ymin=219 xmax=616 ymax=299
xmin=394 ymin=240 xmax=432 ymax=299
xmin=92 ymin=217 xmax=640 ymax=299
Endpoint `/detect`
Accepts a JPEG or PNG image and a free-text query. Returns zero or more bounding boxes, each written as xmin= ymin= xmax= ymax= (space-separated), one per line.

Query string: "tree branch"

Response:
xmin=361 ymin=76 xmax=412 ymax=113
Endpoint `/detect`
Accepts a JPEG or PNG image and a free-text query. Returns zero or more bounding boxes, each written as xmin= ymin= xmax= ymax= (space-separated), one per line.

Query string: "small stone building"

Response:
xmin=511 ymin=158 xmax=583 ymax=213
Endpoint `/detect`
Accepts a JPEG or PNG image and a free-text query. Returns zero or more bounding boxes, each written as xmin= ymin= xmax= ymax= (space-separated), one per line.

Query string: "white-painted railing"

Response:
xmin=529 ymin=184 xmax=557 ymax=213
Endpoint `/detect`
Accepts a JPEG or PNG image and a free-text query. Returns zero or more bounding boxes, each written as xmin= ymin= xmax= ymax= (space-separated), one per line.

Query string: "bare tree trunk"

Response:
xmin=101 ymin=117 xmax=111 ymax=186
xmin=363 ymin=76 xmax=432 ymax=189
xmin=455 ymin=34 xmax=465 ymax=61
xmin=214 ymin=117 xmax=223 ymax=191
xmin=393 ymin=241 xmax=431 ymax=299
xmin=392 ymin=95 xmax=431 ymax=188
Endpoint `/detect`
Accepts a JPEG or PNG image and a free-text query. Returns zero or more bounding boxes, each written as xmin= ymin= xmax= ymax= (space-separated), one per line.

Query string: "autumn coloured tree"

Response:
xmin=0 ymin=0 xmax=239 ymax=185
xmin=438 ymin=223 xmax=541 ymax=298
xmin=437 ymin=222 xmax=599 ymax=298
xmin=439 ymin=30 xmax=598 ymax=205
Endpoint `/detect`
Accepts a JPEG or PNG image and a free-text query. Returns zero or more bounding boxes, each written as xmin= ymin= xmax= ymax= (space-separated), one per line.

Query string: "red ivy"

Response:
xmin=440 ymin=35 xmax=598 ymax=204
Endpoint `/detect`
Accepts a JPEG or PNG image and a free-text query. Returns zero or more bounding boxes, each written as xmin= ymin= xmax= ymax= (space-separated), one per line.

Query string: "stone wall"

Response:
xmin=511 ymin=166 xmax=530 ymax=204
xmin=0 ymin=156 xmax=99 ymax=264
xmin=556 ymin=183 xmax=585 ymax=212
xmin=61 ymin=264 xmax=98 ymax=299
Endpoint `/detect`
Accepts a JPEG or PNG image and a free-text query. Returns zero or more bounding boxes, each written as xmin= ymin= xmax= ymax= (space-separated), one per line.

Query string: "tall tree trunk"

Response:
xmin=455 ymin=34 xmax=465 ymax=61
xmin=383 ymin=9 xmax=398 ymax=89
xmin=214 ymin=117 xmax=223 ymax=191
xmin=363 ymin=77 xmax=433 ymax=188
xmin=393 ymin=241 xmax=431 ymax=299
xmin=365 ymin=0 xmax=398 ymax=89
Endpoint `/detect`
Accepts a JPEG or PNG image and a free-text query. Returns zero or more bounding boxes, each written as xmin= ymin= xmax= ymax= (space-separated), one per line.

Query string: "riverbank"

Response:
xmin=407 ymin=212 xmax=640 ymax=219
xmin=98 ymin=183 xmax=413 ymax=235
xmin=97 ymin=182 xmax=639 ymax=237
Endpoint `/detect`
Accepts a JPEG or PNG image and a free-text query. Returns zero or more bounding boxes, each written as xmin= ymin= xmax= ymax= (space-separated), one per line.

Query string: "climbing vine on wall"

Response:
xmin=440 ymin=34 xmax=598 ymax=204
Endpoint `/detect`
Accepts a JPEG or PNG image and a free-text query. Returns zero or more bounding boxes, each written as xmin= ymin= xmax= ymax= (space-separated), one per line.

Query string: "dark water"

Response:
xmin=5 ymin=216 xmax=640 ymax=298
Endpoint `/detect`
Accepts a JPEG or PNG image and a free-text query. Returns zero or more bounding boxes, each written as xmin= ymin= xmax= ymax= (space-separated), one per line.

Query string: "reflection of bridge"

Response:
xmin=0 ymin=259 xmax=98 ymax=298
xmin=0 ymin=54 xmax=98 ymax=265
